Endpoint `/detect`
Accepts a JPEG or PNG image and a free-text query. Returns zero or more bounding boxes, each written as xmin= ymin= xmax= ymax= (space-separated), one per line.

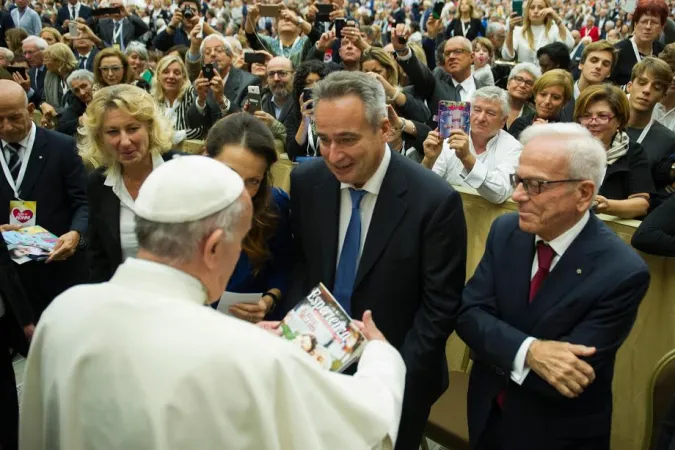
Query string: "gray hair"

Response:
xmin=22 ymin=36 xmax=49 ymax=50
xmin=605 ymin=20 xmax=615 ymax=29
xmin=585 ymin=15 xmax=595 ymax=24
xmin=66 ymin=69 xmax=94 ymax=87
xmin=200 ymin=34 xmax=233 ymax=58
xmin=520 ymin=123 xmax=607 ymax=198
xmin=0 ymin=47 xmax=14 ymax=62
xmin=313 ymin=71 xmax=387 ymax=130
xmin=224 ymin=36 xmax=242 ymax=55
xmin=470 ymin=86 xmax=510 ymax=117
xmin=486 ymin=22 xmax=506 ymax=36
xmin=125 ymin=41 xmax=148 ymax=61
xmin=135 ymin=196 xmax=247 ymax=264
xmin=508 ymin=62 xmax=541 ymax=82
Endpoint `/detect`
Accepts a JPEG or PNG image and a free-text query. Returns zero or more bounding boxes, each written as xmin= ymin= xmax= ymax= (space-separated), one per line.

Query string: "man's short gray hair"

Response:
xmin=125 ymin=41 xmax=148 ymax=61
xmin=520 ymin=123 xmax=607 ymax=198
xmin=0 ymin=47 xmax=14 ymax=62
xmin=200 ymin=34 xmax=233 ymax=58
xmin=66 ymin=69 xmax=94 ymax=87
xmin=23 ymin=36 xmax=49 ymax=50
xmin=605 ymin=20 xmax=615 ymax=29
xmin=508 ymin=62 xmax=542 ymax=82
xmin=470 ymin=86 xmax=510 ymax=117
xmin=486 ymin=22 xmax=506 ymax=36
xmin=135 ymin=196 xmax=247 ymax=264
xmin=313 ymin=71 xmax=387 ymax=129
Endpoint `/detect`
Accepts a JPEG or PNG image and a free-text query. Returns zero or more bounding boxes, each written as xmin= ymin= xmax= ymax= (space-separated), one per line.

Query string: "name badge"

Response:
xmin=9 ymin=200 xmax=37 ymax=227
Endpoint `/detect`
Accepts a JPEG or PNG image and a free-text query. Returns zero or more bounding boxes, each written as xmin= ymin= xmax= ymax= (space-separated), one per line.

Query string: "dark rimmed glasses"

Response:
xmin=510 ymin=174 xmax=584 ymax=196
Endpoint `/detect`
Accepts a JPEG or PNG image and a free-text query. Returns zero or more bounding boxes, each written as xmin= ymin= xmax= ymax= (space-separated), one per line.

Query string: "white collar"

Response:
xmin=110 ymin=258 xmax=209 ymax=306
xmin=452 ymin=75 xmax=475 ymax=92
xmin=574 ymin=81 xmax=581 ymax=100
xmin=469 ymin=129 xmax=502 ymax=152
xmin=69 ymin=2 xmax=80 ymax=9
xmin=104 ymin=151 xmax=165 ymax=189
xmin=535 ymin=211 xmax=590 ymax=258
xmin=340 ymin=145 xmax=391 ymax=195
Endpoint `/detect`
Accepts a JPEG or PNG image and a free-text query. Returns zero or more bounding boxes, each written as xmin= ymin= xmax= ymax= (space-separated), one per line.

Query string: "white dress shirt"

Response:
xmin=652 ymin=103 xmax=675 ymax=133
xmin=453 ymin=75 xmax=476 ymax=102
xmin=432 ymin=129 xmax=522 ymax=204
xmin=104 ymin=152 xmax=164 ymax=262
xmin=2 ymin=122 xmax=37 ymax=195
xmin=573 ymin=81 xmax=581 ymax=100
xmin=337 ymin=147 xmax=391 ymax=268
xmin=510 ymin=211 xmax=591 ymax=384
xmin=69 ymin=2 xmax=81 ymax=19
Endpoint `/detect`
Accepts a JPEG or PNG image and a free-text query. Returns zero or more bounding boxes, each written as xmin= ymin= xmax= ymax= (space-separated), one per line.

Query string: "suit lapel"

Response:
xmin=502 ymin=226 xmax=535 ymax=330
xmin=18 ymin=127 xmax=49 ymax=199
xmin=224 ymin=69 xmax=240 ymax=102
xmin=354 ymin=153 xmax=407 ymax=289
xmin=313 ymin=169 xmax=340 ymax=291
xmin=101 ymin=185 xmax=122 ymax=261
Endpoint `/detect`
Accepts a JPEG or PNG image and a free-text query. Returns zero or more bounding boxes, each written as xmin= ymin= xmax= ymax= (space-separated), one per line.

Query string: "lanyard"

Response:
xmin=113 ymin=20 xmax=123 ymax=45
xmin=0 ymin=142 xmax=32 ymax=200
xmin=636 ymin=119 xmax=654 ymax=144
xmin=306 ymin=119 xmax=317 ymax=156
xmin=630 ymin=37 xmax=649 ymax=62
xmin=461 ymin=21 xmax=470 ymax=37
xmin=278 ymin=36 xmax=300 ymax=59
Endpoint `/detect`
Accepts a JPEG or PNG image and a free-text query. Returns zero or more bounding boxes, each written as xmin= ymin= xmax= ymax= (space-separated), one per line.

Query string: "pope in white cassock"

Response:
xmin=19 ymin=156 xmax=407 ymax=450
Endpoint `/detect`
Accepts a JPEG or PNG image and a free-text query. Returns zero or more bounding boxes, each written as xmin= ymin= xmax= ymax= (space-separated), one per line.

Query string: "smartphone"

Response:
xmin=512 ymin=0 xmax=523 ymax=17
xmin=6 ymin=66 xmax=27 ymax=78
xmin=259 ymin=4 xmax=281 ymax=17
xmin=334 ymin=18 xmax=345 ymax=39
xmin=68 ymin=22 xmax=78 ymax=37
xmin=247 ymin=85 xmax=261 ymax=113
xmin=92 ymin=6 xmax=121 ymax=16
xmin=398 ymin=35 xmax=408 ymax=45
xmin=316 ymin=3 xmax=333 ymax=21
xmin=244 ymin=52 xmax=266 ymax=65
xmin=203 ymin=63 xmax=215 ymax=81
xmin=302 ymin=88 xmax=313 ymax=106
xmin=432 ymin=1 xmax=444 ymax=20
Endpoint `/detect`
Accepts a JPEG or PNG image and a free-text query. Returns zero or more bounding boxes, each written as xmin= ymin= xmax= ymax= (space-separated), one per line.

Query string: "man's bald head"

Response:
xmin=267 ymin=57 xmax=294 ymax=100
xmin=0 ymin=81 xmax=34 ymax=143
xmin=267 ymin=56 xmax=292 ymax=71
xmin=0 ymin=80 xmax=29 ymax=108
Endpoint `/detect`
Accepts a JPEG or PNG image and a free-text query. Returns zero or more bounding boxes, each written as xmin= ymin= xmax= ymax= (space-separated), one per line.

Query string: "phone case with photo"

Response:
xmin=438 ymin=101 xmax=471 ymax=140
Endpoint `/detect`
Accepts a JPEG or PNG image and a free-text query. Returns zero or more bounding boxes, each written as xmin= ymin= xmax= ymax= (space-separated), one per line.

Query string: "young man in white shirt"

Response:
xmin=422 ymin=86 xmax=522 ymax=204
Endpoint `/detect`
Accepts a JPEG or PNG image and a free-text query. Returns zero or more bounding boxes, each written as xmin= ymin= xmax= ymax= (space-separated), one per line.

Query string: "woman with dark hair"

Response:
xmin=285 ymin=59 xmax=331 ymax=161
xmin=536 ymin=41 xmax=571 ymax=73
xmin=92 ymin=47 xmax=135 ymax=93
xmin=205 ymin=113 xmax=291 ymax=323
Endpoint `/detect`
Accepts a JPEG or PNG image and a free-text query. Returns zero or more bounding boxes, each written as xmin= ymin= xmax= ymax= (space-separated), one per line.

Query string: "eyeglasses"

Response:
xmin=637 ymin=18 xmax=660 ymax=27
xmin=203 ymin=46 xmax=227 ymax=57
xmin=578 ymin=113 xmax=615 ymax=125
xmin=267 ymin=70 xmax=293 ymax=78
xmin=511 ymin=75 xmax=535 ymax=87
xmin=443 ymin=48 xmax=470 ymax=57
xmin=510 ymin=174 xmax=584 ymax=196
xmin=100 ymin=66 xmax=123 ymax=73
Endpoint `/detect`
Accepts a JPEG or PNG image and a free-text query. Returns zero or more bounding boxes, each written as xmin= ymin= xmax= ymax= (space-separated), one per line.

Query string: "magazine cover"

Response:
xmin=438 ymin=101 xmax=471 ymax=139
xmin=279 ymin=283 xmax=367 ymax=372
xmin=2 ymin=226 xmax=58 ymax=264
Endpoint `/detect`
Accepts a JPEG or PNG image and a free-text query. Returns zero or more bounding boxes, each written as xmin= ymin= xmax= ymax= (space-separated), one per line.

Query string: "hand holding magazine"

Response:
xmin=279 ymin=283 xmax=367 ymax=372
xmin=2 ymin=226 xmax=58 ymax=264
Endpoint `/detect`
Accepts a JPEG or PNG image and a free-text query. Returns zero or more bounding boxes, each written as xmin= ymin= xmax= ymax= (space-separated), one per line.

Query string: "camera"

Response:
xmin=182 ymin=6 xmax=194 ymax=19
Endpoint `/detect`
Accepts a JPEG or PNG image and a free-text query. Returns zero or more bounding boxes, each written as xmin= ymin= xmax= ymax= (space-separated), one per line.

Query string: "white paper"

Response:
xmin=216 ymin=291 xmax=262 ymax=315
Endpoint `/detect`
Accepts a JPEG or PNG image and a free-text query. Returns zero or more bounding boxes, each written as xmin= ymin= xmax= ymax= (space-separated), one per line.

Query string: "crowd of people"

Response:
xmin=0 ymin=0 xmax=675 ymax=447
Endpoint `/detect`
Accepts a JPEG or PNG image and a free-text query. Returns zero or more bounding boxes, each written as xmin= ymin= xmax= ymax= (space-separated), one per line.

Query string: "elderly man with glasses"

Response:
xmin=455 ymin=122 xmax=650 ymax=450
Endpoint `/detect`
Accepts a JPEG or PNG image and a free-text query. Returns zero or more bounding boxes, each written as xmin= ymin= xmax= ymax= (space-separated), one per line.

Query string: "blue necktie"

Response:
xmin=334 ymin=188 xmax=367 ymax=316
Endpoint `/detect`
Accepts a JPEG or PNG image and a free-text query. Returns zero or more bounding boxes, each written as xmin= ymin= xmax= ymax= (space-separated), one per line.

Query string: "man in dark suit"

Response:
xmin=55 ymin=0 xmax=92 ymax=34
xmin=287 ymin=71 xmax=467 ymax=450
xmin=0 ymin=225 xmax=34 ymax=450
xmin=456 ymin=123 xmax=650 ymax=450
xmin=19 ymin=36 xmax=48 ymax=106
xmin=0 ymin=80 xmax=89 ymax=318
xmin=89 ymin=0 xmax=148 ymax=50
xmin=72 ymin=35 xmax=98 ymax=71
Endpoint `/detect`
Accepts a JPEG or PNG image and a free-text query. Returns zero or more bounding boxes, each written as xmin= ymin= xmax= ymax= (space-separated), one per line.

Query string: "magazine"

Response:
xmin=279 ymin=283 xmax=367 ymax=372
xmin=2 ymin=226 xmax=58 ymax=264
xmin=438 ymin=100 xmax=471 ymax=139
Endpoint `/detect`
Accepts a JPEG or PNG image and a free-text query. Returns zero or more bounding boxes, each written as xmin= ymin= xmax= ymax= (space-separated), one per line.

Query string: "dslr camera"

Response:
xmin=182 ymin=5 xmax=195 ymax=19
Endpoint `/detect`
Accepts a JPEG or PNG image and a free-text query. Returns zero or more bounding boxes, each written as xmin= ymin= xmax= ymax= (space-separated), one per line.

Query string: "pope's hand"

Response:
xmin=257 ymin=321 xmax=282 ymax=336
xmin=353 ymin=310 xmax=388 ymax=342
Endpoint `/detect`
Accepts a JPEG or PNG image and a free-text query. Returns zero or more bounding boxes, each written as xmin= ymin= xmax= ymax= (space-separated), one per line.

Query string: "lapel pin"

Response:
xmin=576 ymin=268 xmax=582 ymax=275
xmin=39 ymin=155 xmax=43 ymax=159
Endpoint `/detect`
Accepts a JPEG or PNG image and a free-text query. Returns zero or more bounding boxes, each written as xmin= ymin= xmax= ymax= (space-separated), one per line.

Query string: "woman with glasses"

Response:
xmin=502 ymin=0 xmax=573 ymax=65
xmin=125 ymin=41 xmax=153 ymax=91
xmin=505 ymin=62 xmax=541 ymax=129
xmin=205 ymin=113 xmax=291 ymax=323
xmin=509 ymin=69 xmax=572 ymax=140
xmin=575 ymin=84 xmax=654 ymax=219
xmin=92 ymin=47 xmax=134 ymax=93
xmin=611 ymin=0 xmax=668 ymax=86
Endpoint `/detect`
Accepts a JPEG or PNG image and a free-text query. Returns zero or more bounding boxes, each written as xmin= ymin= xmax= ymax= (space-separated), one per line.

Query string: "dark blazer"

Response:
xmin=398 ymin=51 xmax=488 ymax=127
xmin=28 ymin=66 xmax=46 ymax=107
xmin=87 ymin=151 xmax=182 ymax=283
xmin=287 ymin=151 xmax=467 ymax=449
xmin=444 ymin=18 xmax=485 ymax=41
xmin=508 ymin=112 xmax=565 ymax=140
xmin=611 ymin=38 xmax=664 ymax=86
xmin=56 ymin=3 xmax=92 ymax=32
xmin=0 ymin=127 xmax=89 ymax=318
xmin=261 ymin=89 xmax=293 ymax=125
xmin=92 ymin=15 xmax=149 ymax=48
xmin=600 ymin=142 xmax=654 ymax=202
xmin=456 ymin=213 xmax=650 ymax=449
xmin=0 ymin=11 xmax=15 ymax=49
xmin=74 ymin=47 xmax=99 ymax=72
xmin=224 ymin=67 xmax=260 ymax=108
xmin=632 ymin=193 xmax=675 ymax=256
xmin=56 ymin=94 xmax=86 ymax=136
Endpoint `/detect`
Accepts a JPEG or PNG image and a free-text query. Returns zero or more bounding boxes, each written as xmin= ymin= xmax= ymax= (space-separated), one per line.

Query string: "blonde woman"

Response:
xmin=80 ymin=85 xmax=183 ymax=282
xmin=151 ymin=55 xmax=205 ymax=145
xmin=40 ymin=43 xmax=78 ymax=126
xmin=503 ymin=0 xmax=573 ymax=65
xmin=92 ymin=47 xmax=135 ymax=92
xmin=40 ymin=27 xmax=63 ymax=45
xmin=445 ymin=0 xmax=485 ymax=41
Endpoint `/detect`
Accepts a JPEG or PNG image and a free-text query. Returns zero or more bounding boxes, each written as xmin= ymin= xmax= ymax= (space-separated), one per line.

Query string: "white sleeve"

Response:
xmin=460 ymin=140 xmax=522 ymax=204
xmin=502 ymin=26 xmax=520 ymax=60
xmin=511 ymin=336 xmax=536 ymax=384
xmin=553 ymin=22 xmax=574 ymax=48
xmin=431 ymin=146 xmax=450 ymax=179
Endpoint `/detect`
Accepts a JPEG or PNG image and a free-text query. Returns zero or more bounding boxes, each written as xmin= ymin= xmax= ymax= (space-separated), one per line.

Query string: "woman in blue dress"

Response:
xmin=205 ymin=112 xmax=292 ymax=322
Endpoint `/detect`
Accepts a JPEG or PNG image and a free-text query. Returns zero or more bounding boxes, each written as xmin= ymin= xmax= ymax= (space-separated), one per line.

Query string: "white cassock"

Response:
xmin=19 ymin=258 xmax=406 ymax=450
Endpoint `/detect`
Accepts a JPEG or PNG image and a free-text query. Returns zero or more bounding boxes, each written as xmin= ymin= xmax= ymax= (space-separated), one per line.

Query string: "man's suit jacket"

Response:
xmin=0 ymin=127 xmax=89 ymax=317
xmin=56 ymin=3 xmax=92 ymax=32
xmin=0 ymin=11 xmax=15 ymax=49
xmin=224 ymin=67 xmax=260 ymax=108
xmin=74 ymin=47 xmax=98 ymax=72
xmin=261 ymin=89 xmax=293 ymax=125
xmin=456 ymin=213 xmax=650 ymax=449
xmin=93 ymin=15 xmax=149 ymax=48
xmin=398 ymin=51 xmax=488 ymax=127
xmin=87 ymin=151 xmax=182 ymax=283
xmin=288 ymin=151 xmax=467 ymax=449
xmin=29 ymin=66 xmax=46 ymax=107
